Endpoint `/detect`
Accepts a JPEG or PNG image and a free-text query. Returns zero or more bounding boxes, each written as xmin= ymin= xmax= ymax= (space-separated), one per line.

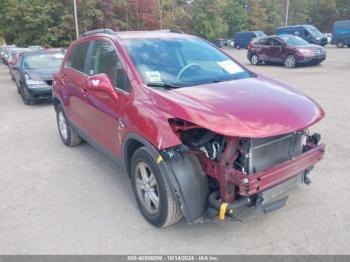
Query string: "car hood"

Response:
xmin=25 ymin=68 xmax=58 ymax=80
xmin=150 ymin=75 xmax=324 ymax=138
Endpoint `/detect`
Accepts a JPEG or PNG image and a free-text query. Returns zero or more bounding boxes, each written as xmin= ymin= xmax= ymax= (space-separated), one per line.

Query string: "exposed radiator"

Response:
xmin=236 ymin=132 xmax=305 ymax=174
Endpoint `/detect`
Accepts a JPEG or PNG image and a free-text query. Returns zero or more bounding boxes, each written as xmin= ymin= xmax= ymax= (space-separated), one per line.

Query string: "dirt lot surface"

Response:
xmin=0 ymin=46 xmax=349 ymax=254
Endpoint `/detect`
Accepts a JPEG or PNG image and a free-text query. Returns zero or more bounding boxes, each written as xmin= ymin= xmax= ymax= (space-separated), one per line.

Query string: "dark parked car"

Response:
xmin=1 ymin=45 xmax=17 ymax=65
xmin=0 ymin=45 xmax=15 ymax=62
xmin=53 ymin=29 xmax=325 ymax=227
xmin=276 ymin=25 xmax=327 ymax=46
xmin=12 ymin=49 xmax=65 ymax=105
xmin=247 ymin=34 xmax=326 ymax=68
xmin=8 ymin=48 xmax=30 ymax=80
xmin=233 ymin=31 xmax=266 ymax=49
xmin=331 ymin=20 xmax=350 ymax=48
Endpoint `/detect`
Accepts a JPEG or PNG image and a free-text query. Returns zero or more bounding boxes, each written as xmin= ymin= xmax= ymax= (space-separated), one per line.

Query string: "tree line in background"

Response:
xmin=0 ymin=0 xmax=349 ymax=47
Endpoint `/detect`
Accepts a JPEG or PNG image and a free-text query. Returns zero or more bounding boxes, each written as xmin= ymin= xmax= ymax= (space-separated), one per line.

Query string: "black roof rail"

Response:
xmin=80 ymin=29 xmax=115 ymax=37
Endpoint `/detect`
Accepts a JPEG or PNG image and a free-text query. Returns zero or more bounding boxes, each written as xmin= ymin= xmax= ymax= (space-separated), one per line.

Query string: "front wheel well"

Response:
xmin=250 ymin=52 xmax=257 ymax=60
xmin=124 ymin=138 xmax=144 ymax=176
xmin=53 ymin=97 xmax=61 ymax=111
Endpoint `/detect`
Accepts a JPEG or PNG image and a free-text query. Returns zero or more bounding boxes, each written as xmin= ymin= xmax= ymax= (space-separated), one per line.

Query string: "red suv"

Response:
xmin=248 ymin=35 xmax=326 ymax=68
xmin=53 ymin=29 xmax=325 ymax=227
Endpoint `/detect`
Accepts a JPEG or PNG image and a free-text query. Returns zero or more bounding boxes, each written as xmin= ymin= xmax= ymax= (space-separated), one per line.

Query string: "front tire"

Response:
xmin=250 ymin=54 xmax=260 ymax=65
xmin=337 ymin=40 xmax=344 ymax=48
xmin=56 ymin=104 xmax=82 ymax=147
xmin=284 ymin=55 xmax=296 ymax=68
xmin=20 ymin=88 xmax=36 ymax=105
xmin=131 ymin=147 xmax=182 ymax=227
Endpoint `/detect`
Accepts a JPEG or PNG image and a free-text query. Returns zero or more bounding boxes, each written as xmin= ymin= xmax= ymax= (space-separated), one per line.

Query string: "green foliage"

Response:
xmin=222 ymin=0 xmax=249 ymax=36
xmin=0 ymin=0 xmax=75 ymax=47
xmin=308 ymin=0 xmax=337 ymax=32
xmin=247 ymin=0 xmax=268 ymax=31
xmin=262 ymin=0 xmax=284 ymax=34
xmin=191 ymin=0 xmax=227 ymax=40
xmin=0 ymin=0 xmax=346 ymax=46
xmin=288 ymin=0 xmax=309 ymax=25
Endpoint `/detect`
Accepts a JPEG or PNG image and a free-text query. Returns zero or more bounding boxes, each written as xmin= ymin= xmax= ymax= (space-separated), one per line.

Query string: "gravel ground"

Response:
xmin=0 ymin=46 xmax=349 ymax=255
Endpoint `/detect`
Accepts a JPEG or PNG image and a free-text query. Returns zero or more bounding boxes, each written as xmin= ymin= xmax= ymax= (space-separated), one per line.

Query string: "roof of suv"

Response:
xmin=116 ymin=31 xmax=191 ymax=40
xmin=80 ymin=29 xmax=192 ymax=40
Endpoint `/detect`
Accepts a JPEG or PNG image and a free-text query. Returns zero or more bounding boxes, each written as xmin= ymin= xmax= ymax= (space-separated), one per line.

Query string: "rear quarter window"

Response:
xmin=67 ymin=42 xmax=90 ymax=73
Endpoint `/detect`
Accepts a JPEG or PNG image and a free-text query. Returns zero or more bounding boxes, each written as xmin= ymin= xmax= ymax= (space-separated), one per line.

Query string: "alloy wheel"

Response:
xmin=135 ymin=162 xmax=160 ymax=214
xmin=285 ymin=55 xmax=296 ymax=68
xmin=251 ymin=54 xmax=259 ymax=65
xmin=58 ymin=111 xmax=68 ymax=140
xmin=337 ymin=40 xmax=344 ymax=48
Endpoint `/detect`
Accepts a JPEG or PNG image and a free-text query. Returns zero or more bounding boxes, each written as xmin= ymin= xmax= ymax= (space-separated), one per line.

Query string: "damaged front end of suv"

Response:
xmin=166 ymin=118 xmax=325 ymax=220
xmin=151 ymin=76 xmax=326 ymax=222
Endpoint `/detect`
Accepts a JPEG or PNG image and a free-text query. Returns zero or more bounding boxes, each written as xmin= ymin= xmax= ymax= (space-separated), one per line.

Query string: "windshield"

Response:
xmin=123 ymin=37 xmax=252 ymax=87
xmin=22 ymin=52 xmax=64 ymax=70
xmin=279 ymin=35 xmax=309 ymax=46
xmin=11 ymin=48 xmax=29 ymax=58
xmin=305 ymin=25 xmax=322 ymax=37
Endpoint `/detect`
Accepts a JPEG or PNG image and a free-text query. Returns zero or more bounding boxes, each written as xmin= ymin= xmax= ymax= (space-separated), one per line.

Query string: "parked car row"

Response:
xmin=239 ymin=21 xmax=350 ymax=69
xmin=1 ymin=45 xmax=65 ymax=105
xmin=1 ymin=29 xmax=325 ymax=228
xmin=229 ymin=20 xmax=350 ymax=50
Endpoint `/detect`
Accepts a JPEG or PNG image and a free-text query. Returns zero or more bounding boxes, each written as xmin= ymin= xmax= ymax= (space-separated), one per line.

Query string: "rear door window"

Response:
xmin=89 ymin=40 xmax=131 ymax=92
xmin=258 ymin=38 xmax=269 ymax=45
xmin=271 ymin=39 xmax=282 ymax=46
xmin=68 ymin=42 xmax=90 ymax=73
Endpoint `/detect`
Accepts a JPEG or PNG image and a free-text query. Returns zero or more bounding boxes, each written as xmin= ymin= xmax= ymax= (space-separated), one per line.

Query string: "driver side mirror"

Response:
xmin=86 ymin=73 xmax=118 ymax=100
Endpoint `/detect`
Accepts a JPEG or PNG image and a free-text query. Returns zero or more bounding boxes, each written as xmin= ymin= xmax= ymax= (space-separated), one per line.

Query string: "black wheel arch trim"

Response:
xmin=123 ymin=133 xmax=208 ymax=223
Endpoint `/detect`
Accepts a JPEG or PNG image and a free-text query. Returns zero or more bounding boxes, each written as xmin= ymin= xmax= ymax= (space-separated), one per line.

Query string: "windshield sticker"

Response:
xmin=217 ymin=60 xmax=244 ymax=74
xmin=145 ymin=71 xmax=162 ymax=82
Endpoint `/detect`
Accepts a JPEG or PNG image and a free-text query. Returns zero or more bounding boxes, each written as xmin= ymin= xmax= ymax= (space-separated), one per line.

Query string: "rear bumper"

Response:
xmin=241 ymin=143 xmax=325 ymax=196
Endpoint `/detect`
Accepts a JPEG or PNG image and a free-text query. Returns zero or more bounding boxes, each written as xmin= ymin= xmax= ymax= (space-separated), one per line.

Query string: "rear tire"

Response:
xmin=131 ymin=147 xmax=182 ymax=227
xmin=56 ymin=104 xmax=82 ymax=147
xmin=337 ymin=40 xmax=344 ymax=48
xmin=250 ymin=54 xmax=260 ymax=65
xmin=284 ymin=55 xmax=296 ymax=68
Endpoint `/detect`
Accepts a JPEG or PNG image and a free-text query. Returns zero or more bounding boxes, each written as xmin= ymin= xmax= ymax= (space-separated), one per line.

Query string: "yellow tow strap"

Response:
xmin=218 ymin=203 xmax=228 ymax=220
xmin=156 ymin=155 xmax=163 ymax=164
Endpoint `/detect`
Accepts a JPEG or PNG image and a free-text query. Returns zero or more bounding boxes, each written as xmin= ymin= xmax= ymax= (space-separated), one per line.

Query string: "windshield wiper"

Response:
xmin=146 ymin=82 xmax=183 ymax=89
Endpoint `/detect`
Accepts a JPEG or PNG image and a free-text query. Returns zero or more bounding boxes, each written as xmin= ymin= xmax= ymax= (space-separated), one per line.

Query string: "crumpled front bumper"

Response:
xmin=208 ymin=143 xmax=325 ymax=219
xmin=240 ymin=143 xmax=325 ymax=196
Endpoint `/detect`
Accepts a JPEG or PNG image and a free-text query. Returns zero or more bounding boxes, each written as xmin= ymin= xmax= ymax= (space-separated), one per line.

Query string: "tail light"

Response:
xmin=248 ymin=42 xmax=253 ymax=49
